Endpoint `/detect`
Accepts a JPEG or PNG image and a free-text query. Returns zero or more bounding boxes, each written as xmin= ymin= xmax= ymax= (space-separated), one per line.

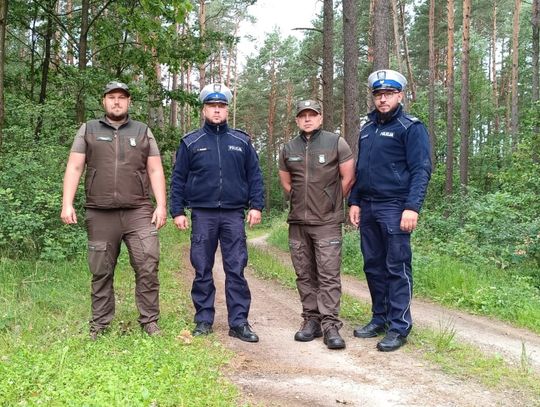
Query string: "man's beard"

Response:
xmin=107 ymin=112 xmax=127 ymax=122
xmin=376 ymin=108 xmax=398 ymax=123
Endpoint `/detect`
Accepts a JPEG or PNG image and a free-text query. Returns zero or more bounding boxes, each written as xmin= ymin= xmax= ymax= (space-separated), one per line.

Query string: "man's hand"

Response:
xmin=349 ymin=205 xmax=360 ymax=227
xmin=174 ymin=215 xmax=190 ymax=230
xmin=61 ymin=205 xmax=78 ymax=224
xmin=151 ymin=205 xmax=167 ymax=229
xmin=246 ymin=209 xmax=262 ymax=228
xmin=400 ymin=209 xmax=419 ymax=233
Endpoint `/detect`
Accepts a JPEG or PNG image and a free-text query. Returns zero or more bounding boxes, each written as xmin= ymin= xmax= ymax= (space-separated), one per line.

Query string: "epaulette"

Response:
xmin=360 ymin=119 xmax=374 ymax=130
xmin=182 ymin=128 xmax=202 ymax=140
xmin=403 ymin=114 xmax=420 ymax=122
xmin=231 ymin=128 xmax=252 ymax=140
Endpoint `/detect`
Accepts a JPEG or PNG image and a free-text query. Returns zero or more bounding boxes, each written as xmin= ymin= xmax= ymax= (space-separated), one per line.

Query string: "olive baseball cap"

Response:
xmin=103 ymin=81 xmax=130 ymax=96
xmin=296 ymin=100 xmax=322 ymax=116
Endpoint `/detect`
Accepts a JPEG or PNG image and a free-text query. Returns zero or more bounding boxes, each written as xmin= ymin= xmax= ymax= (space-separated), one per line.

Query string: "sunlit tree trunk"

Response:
xmin=445 ymin=0 xmax=455 ymax=197
xmin=459 ymin=0 xmax=471 ymax=192
xmin=322 ymin=0 xmax=334 ymax=131
xmin=510 ymin=0 xmax=521 ymax=151
xmin=343 ymin=0 xmax=360 ymax=152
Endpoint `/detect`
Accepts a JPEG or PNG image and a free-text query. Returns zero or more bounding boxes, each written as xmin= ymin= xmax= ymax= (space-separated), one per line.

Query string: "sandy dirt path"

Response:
xmin=181 ymin=236 xmax=539 ymax=406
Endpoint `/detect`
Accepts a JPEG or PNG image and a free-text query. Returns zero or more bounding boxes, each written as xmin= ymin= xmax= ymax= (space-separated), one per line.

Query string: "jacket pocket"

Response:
xmin=85 ymin=167 xmax=97 ymax=196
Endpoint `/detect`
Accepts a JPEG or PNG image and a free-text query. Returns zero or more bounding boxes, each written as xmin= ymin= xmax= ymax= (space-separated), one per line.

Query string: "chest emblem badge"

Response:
xmin=318 ymin=154 xmax=326 ymax=164
xmin=129 ymin=137 xmax=137 ymax=147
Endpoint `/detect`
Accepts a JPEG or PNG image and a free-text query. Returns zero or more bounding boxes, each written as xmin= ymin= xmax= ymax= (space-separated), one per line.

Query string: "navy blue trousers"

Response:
xmin=190 ymin=208 xmax=251 ymax=328
xmin=360 ymin=199 xmax=413 ymax=336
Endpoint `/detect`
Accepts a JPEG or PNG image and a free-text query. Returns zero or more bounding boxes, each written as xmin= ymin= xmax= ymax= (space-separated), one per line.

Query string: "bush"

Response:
xmin=0 ymin=142 xmax=86 ymax=260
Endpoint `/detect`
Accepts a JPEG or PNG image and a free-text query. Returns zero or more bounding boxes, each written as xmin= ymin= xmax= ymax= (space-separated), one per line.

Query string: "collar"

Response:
xmin=369 ymin=104 xmax=403 ymax=124
xmin=204 ymin=121 xmax=229 ymax=135
xmin=300 ymin=127 xmax=322 ymax=142
xmin=100 ymin=114 xmax=130 ymax=129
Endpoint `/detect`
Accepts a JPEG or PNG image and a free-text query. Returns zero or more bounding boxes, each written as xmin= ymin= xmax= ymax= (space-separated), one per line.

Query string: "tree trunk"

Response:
xmin=533 ymin=0 xmax=540 ymax=103
xmin=533 ymin=0 xmax=539 ymax=161
xmin=445 ymin=0 xmax=455 ymax=197
xmin=428 ymin=0 xmax=436 ymax=168
xmin=372 ymin=0 xmax=390 ymax=70
xmin=322 ymin=0 xmax=334 ymax=131
xmin=510 ymin=0 xmax=522 ymax=151
xmin=0 ymin=0 xmax=7 ymax=151
xmin=343 ymin=0 xmax=360 ymax=153
xmin=399 ymin=2 xmax=416 ymax=101
xmin=391 ymin=0 xmax=403 ymax=73
xmin=198 ymin=0 xmax=206 ymax=90
xmin=66 ymin=0 xmax=74 ymax=65
xmin=35 ymin=0 xmax=57 ymax=139
xmin=76 ymin=0 xmax=89 ymax=123
xmin=459 ymin=0 xmax=471 ymax=192
xmin=266 ymin=59 xmax=277 ymax=214
xmin=491 ymin=2 xmax=500 ymax=147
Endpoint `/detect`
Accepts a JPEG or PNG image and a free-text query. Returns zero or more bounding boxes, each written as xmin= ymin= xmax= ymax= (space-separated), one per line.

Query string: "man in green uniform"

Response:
xmin=279 ymin=100 xmax=355 ymax=349
xmin=61 ymin=81 xmax=167 ymax=340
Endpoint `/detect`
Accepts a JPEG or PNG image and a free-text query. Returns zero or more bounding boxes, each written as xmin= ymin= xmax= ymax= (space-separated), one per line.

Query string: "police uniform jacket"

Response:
xmin=348 ymin=105 xmax=432 ymax=213
xmin=280 ymin=129 xmax=350 ymax=225
xmin=169 ymin=122 xmax=265 ymax=217
xmin=84 ymin=117 xmax=151 ymax=209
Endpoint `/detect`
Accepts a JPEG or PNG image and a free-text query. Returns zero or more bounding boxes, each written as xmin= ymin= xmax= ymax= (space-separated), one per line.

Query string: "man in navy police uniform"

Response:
xmin=348 ymin=69 xmax=432 ymax=351
xmin=170 ymin=83 xmax=265 ymax=342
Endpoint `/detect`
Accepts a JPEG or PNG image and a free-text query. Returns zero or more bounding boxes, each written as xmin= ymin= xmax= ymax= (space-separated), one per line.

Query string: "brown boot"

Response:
xmin=294 ymin=319 xmax=323 ymax=342
xmin=323 ymin=326 xmax=346 ymax=349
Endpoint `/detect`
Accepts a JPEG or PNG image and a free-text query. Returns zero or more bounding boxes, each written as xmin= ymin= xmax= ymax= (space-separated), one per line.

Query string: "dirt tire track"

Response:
xmin=179 ymin=237 xmax=538 ymax=406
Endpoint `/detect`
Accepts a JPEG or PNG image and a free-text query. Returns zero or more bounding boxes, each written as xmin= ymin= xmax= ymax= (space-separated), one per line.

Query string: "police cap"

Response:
xmin=368 ymin=69 xmax=407 ymax=93
xmin=199 ymin=83 xmax=232 ymax=105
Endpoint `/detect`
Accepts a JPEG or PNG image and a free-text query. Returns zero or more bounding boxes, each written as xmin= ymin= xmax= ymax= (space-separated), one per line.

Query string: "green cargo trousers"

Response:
xmin=85 ymin=205 xmax=160 ymax=330
xmin=288 ymin=223 xmax=343 ymax=332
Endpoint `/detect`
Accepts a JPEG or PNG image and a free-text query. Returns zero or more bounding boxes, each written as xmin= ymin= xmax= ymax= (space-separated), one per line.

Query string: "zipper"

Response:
xmin=114 ymin=130 xmax=119 ymax=201
xmin=217 ymin=126 xmax=223 ymax=207
xmin=304 ymin=140 xmax=309 ymax=221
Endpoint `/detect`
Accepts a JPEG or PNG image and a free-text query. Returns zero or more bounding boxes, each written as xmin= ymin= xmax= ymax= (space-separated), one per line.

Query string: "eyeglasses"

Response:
xmin=373 ymin=91 xmax=400 ymax=100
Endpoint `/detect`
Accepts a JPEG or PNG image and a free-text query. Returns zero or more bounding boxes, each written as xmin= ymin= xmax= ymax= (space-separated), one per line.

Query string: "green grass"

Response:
xmin=268 ymin=221 xmax=540 ymax=334
xmin=0 ymin=224 xmax=242 ymax=406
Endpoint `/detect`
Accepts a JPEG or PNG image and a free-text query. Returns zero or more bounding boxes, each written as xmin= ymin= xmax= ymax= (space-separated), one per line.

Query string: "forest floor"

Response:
xmin=180 ymin=235 xmax=540 ymax=406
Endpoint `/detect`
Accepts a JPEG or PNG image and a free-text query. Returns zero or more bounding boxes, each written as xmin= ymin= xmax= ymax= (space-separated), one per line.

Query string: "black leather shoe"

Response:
xmin=294 ymin=319 xmax=323 ymax=342
xmin=377 ymin=331 xmax=407 ymax=352
xmin=323 ymin=327 xmax=346 ymax=349
xmin=229 ymin=323 xmax=259 ymax=343
xmin=192 ymin=322 xmax=213 ymax=336
xmin=353 ymin=322 xmax=386 ymax=338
